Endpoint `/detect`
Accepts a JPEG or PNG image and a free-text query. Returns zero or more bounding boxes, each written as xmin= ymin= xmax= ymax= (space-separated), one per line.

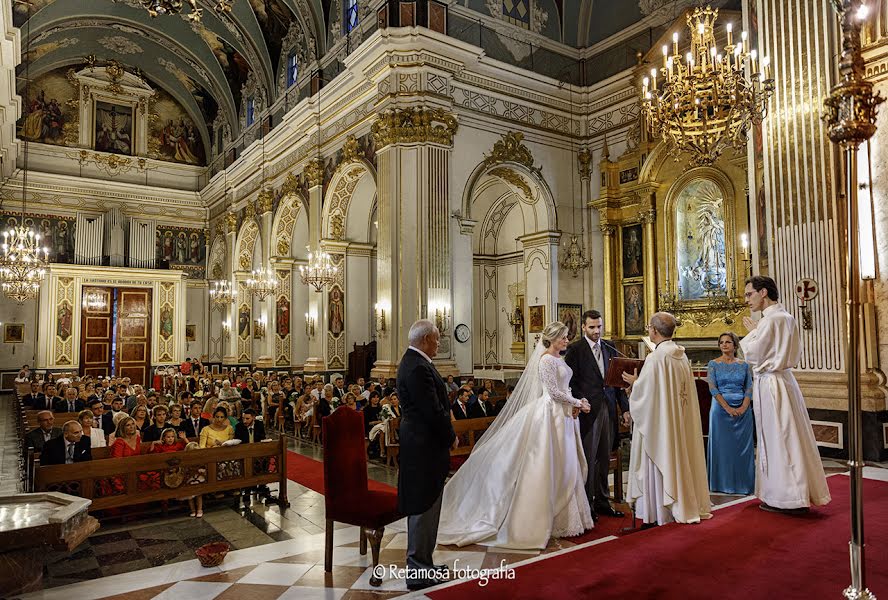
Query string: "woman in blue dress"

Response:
xmin=707 ymin=332 xmax=755 ymax=494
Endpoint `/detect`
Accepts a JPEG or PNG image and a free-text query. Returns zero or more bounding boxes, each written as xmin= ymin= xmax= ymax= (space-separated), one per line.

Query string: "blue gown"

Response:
xmin=706 ymin=360 xmax=755 ymax=494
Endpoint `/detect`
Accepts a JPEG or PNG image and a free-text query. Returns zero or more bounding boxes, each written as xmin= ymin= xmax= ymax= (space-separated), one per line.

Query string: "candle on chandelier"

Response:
xmin=726 ymin=22 xmax=733 ymax=46
xmin=741 ymin=30 xmax=749 ymax=54
xmin=672 ymin=31 xmax=679 ymax=56
xmin=750 ymin=49 xmax=758 ymax=74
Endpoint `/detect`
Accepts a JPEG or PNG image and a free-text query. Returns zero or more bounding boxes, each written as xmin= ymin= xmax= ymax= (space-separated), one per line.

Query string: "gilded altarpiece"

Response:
xmin=156 ymin=282 xmax=176 ymax=362
xmin=591 ymin=133 xmax=750 ymax=341
xmin=237 ymin=279 xmax=251 ymax=364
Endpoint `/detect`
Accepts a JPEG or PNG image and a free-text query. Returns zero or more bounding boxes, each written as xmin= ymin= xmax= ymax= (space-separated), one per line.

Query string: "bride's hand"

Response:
xmin=571 ymin=406 xmax=580 ymax=418
xmin=580 ymin=399 xmax=591 ymax=413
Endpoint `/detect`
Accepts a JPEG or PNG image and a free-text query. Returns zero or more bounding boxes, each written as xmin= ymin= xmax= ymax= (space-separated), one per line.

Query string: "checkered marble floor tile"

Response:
xmin=13 ymin=445 xmax=888 ymax=600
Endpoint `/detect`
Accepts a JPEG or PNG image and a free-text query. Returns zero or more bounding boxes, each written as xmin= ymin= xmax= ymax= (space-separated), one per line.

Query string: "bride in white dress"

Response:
xmin=435 ymin=321 xmax=595 ymax=549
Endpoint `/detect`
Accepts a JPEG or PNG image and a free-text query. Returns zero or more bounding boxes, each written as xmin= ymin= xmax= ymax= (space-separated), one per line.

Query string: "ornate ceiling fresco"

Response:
xmin=14 ymin=0 xmax=326 ymax=164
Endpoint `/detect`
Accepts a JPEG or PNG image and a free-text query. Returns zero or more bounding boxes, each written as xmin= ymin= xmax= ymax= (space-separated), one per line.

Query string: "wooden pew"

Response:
xmin=450 ymin=416 xmax=496 ymax=456
xmin=34 ymin=438 xmax=290 ymax=512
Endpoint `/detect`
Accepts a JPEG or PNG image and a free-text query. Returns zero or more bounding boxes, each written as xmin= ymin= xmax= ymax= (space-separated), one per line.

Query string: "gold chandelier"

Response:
xmin=560 ymin=235 xmax=590 ymax=278
xmin=245 ymin=267 xmax=279 ymax=301
xmin=641 ymin=6 xmax=774 ymax=166
xmin=299 ymin=251 xmax=337 ymax=292
xmin=209 ymin=279 xmax=237 ymax=310
xmin=140 ymin=0 xmax=233 ymax=21
xmin=0 ymin=225 xmax=49 ymax=303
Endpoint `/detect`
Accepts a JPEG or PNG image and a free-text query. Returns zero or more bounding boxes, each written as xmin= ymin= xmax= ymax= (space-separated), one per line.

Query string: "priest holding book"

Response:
xmin=622 ymin=312 xmax=711 ymax=526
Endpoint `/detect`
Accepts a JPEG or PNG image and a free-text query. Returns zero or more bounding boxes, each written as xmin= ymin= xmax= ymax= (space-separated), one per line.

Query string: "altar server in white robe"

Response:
xmin=623 ymin=312 xmax=711 ymax=526
xmin=741 ymin=276 xmax=831 ymax=513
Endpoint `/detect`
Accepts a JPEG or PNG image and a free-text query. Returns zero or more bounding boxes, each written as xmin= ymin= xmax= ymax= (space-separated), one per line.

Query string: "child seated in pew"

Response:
xmin=180 ymin=441 xmax=203 ymax=517
xmin=150 ymin=427 xmax=186 ymax=453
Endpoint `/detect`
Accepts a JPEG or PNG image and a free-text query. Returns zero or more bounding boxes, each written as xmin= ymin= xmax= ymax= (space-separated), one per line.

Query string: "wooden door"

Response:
xmin=116 ymin=288 xmax=152 ymax=387
xmin=81 ymin=286 xmax=113 ymax=380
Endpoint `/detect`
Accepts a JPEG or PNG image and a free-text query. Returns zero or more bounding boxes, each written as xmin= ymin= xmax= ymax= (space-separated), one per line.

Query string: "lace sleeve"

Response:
xmin=539 ymin=356 xmax=582 ymax=407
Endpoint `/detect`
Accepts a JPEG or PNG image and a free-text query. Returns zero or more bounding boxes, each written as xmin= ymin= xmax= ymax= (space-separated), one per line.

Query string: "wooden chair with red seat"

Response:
xmin=322 ymin=407 xmax=401 ymax=587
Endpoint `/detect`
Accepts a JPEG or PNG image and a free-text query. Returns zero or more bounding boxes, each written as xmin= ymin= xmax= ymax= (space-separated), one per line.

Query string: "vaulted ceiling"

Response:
xmin=15 ymin=0 xmax=327 ymax=158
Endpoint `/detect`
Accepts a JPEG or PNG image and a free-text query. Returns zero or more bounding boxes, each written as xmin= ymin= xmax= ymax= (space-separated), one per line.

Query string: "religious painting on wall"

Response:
xmin=247 ymin=0 xmax=295 ymax=74
xmin=621 ymin=224 xmax=643 ymax=279
xmin=194 ymin=26 xmax=251 ymax=109
xmin=528 ymin=305 xmax=545 ymax=333
xmin=623 ymin=283 xmax=645 ymax=335
xmin=159 ymin=308 xmax=173 ymax=339
xmin=276 ymin=296 xmax=290 ymax=337
xmin=155 ymin=226 xmax=206 ymax=278
xmin=238 ymin=306 xmax=251 ymax=338
xmin=57 ymin=303 xmax=73 ymax=340
xmin=148 ymin=87 xmax=206 ymax=165
xmin=17 ymin=68 xmax=77 ymax=146
xmin=328 ymin=286 xmax=344 ymax=336
xmin=557 ymin=304 xmax=583 ymax=342
xmin=185 ymin=324 xmax=196 ymax=342
xmin=674 ymin=178 xmax=727 ymax=300
xmin=4 ymin=323 xmax=24 ymax=343
xmin=94 ymin=101 xmax=134 ymax=155
xmin=2 ymin=214 xmax=75 ymax=263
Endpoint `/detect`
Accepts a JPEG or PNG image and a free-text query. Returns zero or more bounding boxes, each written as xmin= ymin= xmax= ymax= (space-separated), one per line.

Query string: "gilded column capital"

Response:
xmin=371 ymin=107 xmax=458 ymax=148
xmin=599 ymin=223 xmax=616 ymax=236
xmin=341 ymin=135 xmax=361 ymax=162
xmin=244 ymin=201 xmax=256 ymax=220
xmin=638 ymin=209 xmax=656 ymax=224
xmin=304 ymin=159 xmax=325 ymax=188
xmin=225 ymin=211 xmax=238 ymax=234
xmin=258 ymin=187 xmax=274 ymax=214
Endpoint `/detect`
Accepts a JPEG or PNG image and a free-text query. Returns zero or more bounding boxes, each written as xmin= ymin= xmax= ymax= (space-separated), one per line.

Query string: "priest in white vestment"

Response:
xmin=741 ymin=276 xmax=831 ymax=512
xmin=623 ymin=312 xmax=711 ymax=525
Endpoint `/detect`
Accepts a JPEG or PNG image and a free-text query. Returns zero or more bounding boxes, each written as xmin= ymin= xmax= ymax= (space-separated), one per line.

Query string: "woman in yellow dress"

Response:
xmin=199 ymin=406 xmax=234 ymax=448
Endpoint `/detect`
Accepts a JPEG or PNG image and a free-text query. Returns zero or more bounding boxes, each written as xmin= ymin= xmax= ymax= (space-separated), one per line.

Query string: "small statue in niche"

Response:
xmin=510 ymin=305 xmax=524 ymax=342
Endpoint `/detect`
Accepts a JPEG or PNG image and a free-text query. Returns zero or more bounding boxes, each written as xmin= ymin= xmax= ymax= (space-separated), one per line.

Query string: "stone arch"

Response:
xmin=272 ymin=192 xmax=307 ymax=258
xmin=208 ymin=235 xmax=227 ymax=280
xmin=461 ymin=161 xmax=558 ymax=234
xmin=235 ymin=218 xmax=262 ymax=272
xmin=321 ymin=158 xmax=377 ymax=242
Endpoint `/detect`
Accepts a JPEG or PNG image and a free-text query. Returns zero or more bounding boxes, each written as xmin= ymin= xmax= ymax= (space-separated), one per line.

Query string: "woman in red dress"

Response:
xmin=102 ymin=416 xmax=142 ymax=496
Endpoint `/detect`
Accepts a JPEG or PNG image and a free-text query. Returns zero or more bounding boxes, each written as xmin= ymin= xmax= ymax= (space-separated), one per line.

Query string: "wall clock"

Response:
xmin=454 ymin=323 xmax=470 ymax=343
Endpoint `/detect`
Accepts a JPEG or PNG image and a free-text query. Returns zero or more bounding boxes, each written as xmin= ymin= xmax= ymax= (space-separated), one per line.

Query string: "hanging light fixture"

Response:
xmin=641 ymin=6 xmax=774 ymax=166
xmin=299 ymin=251 xmax=337 ymax=292
xmin=245 ymin=266 xmax=279 ymax=300
xmin=1 ymin=2 xmax=49 ymax=304
xmin=209 ymin=279 xmax=237 ymax=310
xmin=559 ymin=78 xmax=590 ymax=278
xmin=140 ymin=0 xmax=233 ymax=22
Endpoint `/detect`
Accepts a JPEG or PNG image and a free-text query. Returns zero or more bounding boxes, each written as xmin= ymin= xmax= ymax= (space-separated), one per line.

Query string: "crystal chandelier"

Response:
xmin=559 ymin=235 xmax=590 ymax=278
xmin=209 ymin=279 xmax=237 ymax=310
xmin=1 ymin=5 xmax=49 ymax=305
xmin=641 ymin=6 xmax=774 ymax=166
xmin=299 ymin=251 xmax=337 ymax=292
xmin=140 ymin=0 xmax=233 ymax=22
xmin=245 ymin=267 xmax=279 ymax=301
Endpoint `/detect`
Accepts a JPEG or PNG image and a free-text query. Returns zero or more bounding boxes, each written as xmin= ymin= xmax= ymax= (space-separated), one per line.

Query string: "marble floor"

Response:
xmin=5 ymin=397 xmax=887 ymax=600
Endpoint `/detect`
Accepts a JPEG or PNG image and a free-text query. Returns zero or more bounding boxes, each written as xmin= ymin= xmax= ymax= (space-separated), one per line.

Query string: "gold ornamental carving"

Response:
xmin=371 ymin=107 xmax=458 ymax=148
xmin=281 ymin=172 xmax=302 ymax=196
xmin=638 ymin=209 xmax=656 ymax=224
xmin=225 ymin=211 xmax=238 ymax=234
xmin=244 ymin=200 xmax=256 ymax=220
xmin=277 ymin=238 xmax=290 ymax=256
xmin=341 ymin=135 xmax=361 ymax=162
xmin=304 ymin=159 xmax=325 ymax=188
xmin=599 ymin=223 xmax=616 ymax=236
xmin=577 ymin=147 xmax=592 ymax=179
xmin=488 ymin=167 xmax=535 ymax=203
xmin=481 ymin=132 xmax=541 ymax=175
xmin=258 ymin=188 xmax=274 ymax=214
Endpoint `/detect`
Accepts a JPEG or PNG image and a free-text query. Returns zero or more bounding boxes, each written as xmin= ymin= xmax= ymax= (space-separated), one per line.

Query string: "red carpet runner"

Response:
xmin=429 ymin=475 xmax=888 ymax=600
xmin=286 ymin=450 xmax=396 ymax=495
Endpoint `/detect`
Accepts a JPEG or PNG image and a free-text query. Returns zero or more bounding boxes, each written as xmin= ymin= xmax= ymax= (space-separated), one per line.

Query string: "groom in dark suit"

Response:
xmin=397 ymin=320 xmax=457 ymax=591
xmin=564 ymin=309 xmax=628 ymax=519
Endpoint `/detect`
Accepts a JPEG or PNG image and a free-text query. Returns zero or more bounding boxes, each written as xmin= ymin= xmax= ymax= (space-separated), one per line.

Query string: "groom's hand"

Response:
xmin=451 ymin=436 xmax=460 ymax=450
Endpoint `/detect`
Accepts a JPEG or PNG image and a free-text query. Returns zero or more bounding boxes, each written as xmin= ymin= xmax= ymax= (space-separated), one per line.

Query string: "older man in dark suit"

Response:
xmin=397 ymin=320 xmax=457 ymax=591
xmin=25 ymin=410 xmax=62 ymax=452
xmin=564 ymin=309 xmax=629 ymax=520
xmin=40 ymin=421 xmax=92 ymax=465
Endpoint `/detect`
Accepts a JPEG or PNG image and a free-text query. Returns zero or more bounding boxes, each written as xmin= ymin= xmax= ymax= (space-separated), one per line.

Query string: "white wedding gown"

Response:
xmin=435 ymin=352 xmax=594 ymax=549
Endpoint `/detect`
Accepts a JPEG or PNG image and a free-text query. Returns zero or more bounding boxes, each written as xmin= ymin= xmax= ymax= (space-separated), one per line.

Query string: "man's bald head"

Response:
xmin=650 ymin=312 xmax=677 ymax=340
